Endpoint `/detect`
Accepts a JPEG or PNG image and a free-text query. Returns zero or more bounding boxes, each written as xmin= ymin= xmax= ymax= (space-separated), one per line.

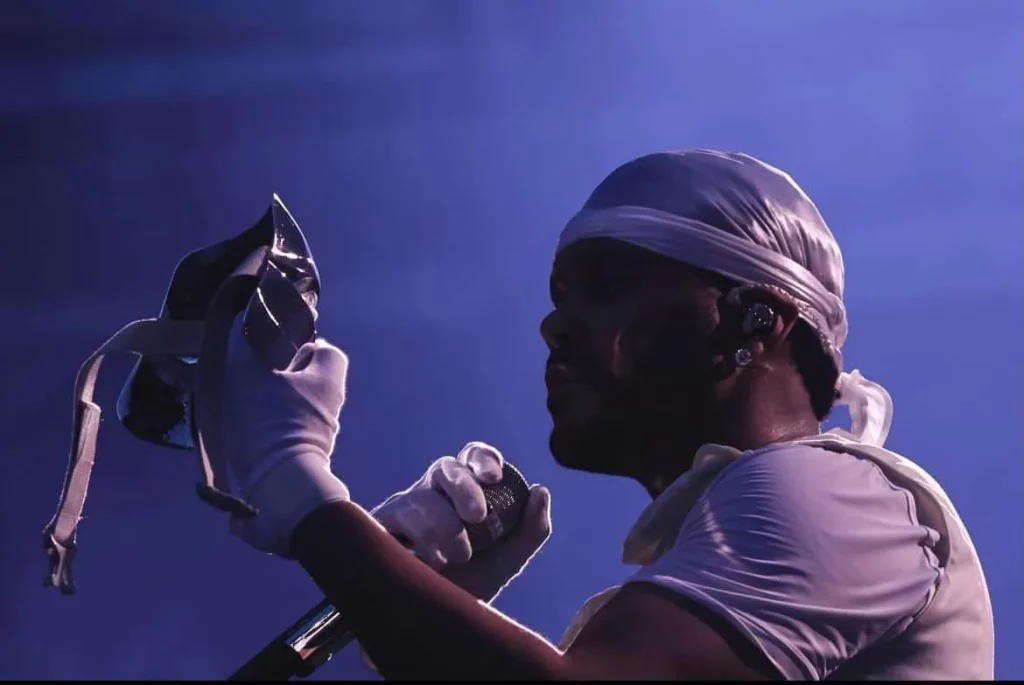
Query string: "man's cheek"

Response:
xmin=611 ymin=330 xmax=626 ymax=379
xmin=619 ymin=321 xmax=705 ymax=388
xmin=610 ymin=327 xmax=656 ymax=382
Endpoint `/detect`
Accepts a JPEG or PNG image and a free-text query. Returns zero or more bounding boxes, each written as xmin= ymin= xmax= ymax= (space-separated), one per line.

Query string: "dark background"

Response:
xmin=1 ymin=1 xmax=1021 ymax=679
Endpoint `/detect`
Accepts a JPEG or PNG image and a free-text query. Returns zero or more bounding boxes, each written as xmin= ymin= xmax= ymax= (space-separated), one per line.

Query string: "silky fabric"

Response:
xmin=556 ymin=150 xmax=893 ymax=447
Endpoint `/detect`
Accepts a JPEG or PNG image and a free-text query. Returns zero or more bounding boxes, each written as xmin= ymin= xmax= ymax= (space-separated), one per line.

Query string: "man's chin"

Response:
xmin=548 ymin=419 xmax=623 ymax=475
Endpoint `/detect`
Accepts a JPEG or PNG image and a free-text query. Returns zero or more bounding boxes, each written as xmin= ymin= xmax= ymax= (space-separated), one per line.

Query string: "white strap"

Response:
xmin=44 ymin=246 xmax=270 ymax=594
xmin=43 ymin=318 xmax=205 ymax=594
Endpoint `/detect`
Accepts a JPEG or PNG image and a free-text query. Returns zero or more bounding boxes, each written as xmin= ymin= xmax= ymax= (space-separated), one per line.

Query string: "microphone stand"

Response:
xmin=229 ymin=598 xmax=356 ymax=680
xmin=228 ymin=560 xmax=497 ymax=680
xmin=229 ymin=462 xmax=529 ymax=680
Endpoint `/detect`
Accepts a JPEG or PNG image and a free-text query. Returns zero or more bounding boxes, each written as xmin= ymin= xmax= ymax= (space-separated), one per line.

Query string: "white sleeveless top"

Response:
xmin=558 ymin=435 xmax=994 ymax=680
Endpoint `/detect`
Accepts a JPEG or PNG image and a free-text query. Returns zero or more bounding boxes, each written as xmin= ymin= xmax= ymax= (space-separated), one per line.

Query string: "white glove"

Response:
xmin=371 ymin=442 xmax=552 ymax=603
xmin=219 ymin=316 xmax=352 ymax=557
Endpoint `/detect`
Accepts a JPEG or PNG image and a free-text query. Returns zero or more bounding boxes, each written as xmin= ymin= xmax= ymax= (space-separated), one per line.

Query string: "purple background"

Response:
xmin=1 ymin=1 xmax=1021 ymax=679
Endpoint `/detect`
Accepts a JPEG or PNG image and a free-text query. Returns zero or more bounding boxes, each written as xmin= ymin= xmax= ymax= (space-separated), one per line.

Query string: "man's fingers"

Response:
xmin=373 ymin=487 xmax=466 ymax=561
xmin=496 ymin=484 xmax=552 ymax=567
xmin=289 ymin=338 xmax=349 ymax=378
xmin=457 ymin=442 xmax=504 ymax=485
xmin=439 ymin=485 xmax=552 ymax=604
xmin=528 ymin=484 xmax=552 ymax=524
xmin=517 ymin=484 xmax=553 ymax=549
xmin=435 ymin=527 xmax=473 ymax=566
xmin=426 ymin=457 xmax=488 ymax=524
xmin=417 ymin=545 xmax=448 ymax=571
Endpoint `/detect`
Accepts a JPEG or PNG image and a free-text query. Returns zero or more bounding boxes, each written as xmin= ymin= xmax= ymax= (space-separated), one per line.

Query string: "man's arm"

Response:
xmin=292 ymin=500 xmax=774 ymax=681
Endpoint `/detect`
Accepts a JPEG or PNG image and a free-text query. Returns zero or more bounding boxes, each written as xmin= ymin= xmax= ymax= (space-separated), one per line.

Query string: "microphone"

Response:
xmin=228 ymin=461 xmax=532 ymax=681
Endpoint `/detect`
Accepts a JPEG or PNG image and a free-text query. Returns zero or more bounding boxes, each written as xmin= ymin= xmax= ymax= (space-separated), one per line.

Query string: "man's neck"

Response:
xmin=635 ymin=380 xmax=820 ymax=499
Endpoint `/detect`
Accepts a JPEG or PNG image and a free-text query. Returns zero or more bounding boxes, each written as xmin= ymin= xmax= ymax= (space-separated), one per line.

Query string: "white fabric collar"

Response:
xmin=622 ymin=443 xmax=744 ymax=566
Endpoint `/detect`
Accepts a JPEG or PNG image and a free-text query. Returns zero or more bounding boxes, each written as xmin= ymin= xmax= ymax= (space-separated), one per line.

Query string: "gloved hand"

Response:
xmin=219 ymin=316 xmax=353 ymax=557
xmin=371 ymin=442 xmax=552 ymax=603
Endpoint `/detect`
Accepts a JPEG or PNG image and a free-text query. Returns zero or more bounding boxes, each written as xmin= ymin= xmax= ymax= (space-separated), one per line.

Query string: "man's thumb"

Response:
xmin=504 ymin=484 xmax=552 ymax=561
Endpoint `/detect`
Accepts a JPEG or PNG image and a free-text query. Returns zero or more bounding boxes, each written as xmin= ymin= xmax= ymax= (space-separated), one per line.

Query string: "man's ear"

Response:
xmin=722 ymin=285 xmax=801 ymax=359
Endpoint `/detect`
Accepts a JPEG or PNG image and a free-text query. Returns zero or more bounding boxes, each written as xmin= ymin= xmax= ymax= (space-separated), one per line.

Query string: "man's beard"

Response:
xmin=549 ymin=410 xmax=631 ymax=476
xmin=548 ymin=368 xmax=713 ymax=480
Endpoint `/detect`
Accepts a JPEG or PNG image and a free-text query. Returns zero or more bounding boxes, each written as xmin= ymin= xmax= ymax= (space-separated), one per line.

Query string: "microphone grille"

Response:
xmin=465 ymin=461 xmax=530 ymax=554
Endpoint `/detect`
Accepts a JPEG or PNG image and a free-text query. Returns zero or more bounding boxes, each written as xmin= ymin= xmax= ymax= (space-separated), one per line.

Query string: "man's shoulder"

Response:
xmin=631 ymin=437 xmax=951 ymax=680
xmin=683 ymin=437 xmax=947 ymax=607
xmin=621 ymin=437 xmax=993 ymax=681
xmin=708 ymin=437 xmax=919 ymax=517
xmin=730 ymin=435 xmax=971 ymax=544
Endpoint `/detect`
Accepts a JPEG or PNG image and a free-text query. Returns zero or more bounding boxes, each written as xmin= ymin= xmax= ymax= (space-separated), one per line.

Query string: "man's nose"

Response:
xmin=540 ymin=309 xmax=571 ymax=351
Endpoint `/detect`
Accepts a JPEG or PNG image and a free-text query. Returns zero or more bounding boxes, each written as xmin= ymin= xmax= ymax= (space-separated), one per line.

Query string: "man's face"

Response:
xmin=540 ymin=238 xmax=724 ymax=477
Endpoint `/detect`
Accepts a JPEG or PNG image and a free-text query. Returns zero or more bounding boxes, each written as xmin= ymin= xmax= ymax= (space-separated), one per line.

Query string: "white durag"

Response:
xmin=555 ymin=149 xmax=893 ymax=447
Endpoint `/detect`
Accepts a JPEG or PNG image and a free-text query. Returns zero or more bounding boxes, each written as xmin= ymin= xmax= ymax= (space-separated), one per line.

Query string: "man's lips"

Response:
xmin=545 ymin=362 xmax=589 ymax=410
xmin=545 ymin=361 xmax=579 ymax=387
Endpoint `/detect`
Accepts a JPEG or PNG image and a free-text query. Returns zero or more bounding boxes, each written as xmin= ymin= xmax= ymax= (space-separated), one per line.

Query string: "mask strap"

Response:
xmin=43 ymin=245 xmax=271 ymax=595
xmin=43 ymin=318 xmax=205 ymax=594
xmin=191 ymin=270 xmax=264 ymax=518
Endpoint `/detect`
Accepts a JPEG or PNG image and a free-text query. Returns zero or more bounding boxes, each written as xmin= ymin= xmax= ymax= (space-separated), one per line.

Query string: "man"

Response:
xmin=219 ymin=150 xmax=994 ymax=679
